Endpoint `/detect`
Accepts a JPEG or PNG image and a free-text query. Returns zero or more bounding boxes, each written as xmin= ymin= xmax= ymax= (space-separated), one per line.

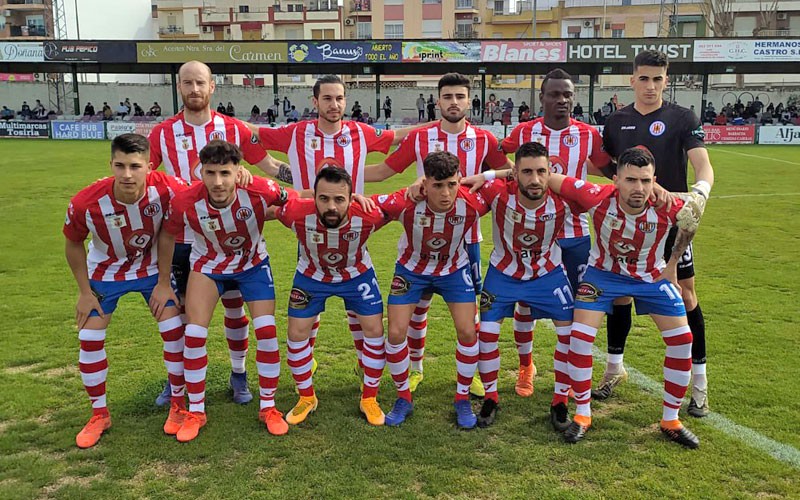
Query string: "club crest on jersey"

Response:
xmin=508 ymin=211 xmax=523 ymax=223
xmin=179 ymin=136 xmax=193 ymax=152
xmin=309 ymin=137 xmax=321 ymax=151
xmin=479 ymin=290 xmax=496 ymax=313
xmin=289 ymin=288 xmax=311 ymax=309
xmin=575 ymin=282 xmax=601 ymax=302
xmin=106 ymin=214 xmax=127 ymax=229
xmin=415 ymin=215 xmax=431 ymax=227
xmin=209 ymin=130 xmax=224 ymax=141
xmin=235 ymin=207 xmax=253 ymax=221
xmin=431 ymin=140 xmax=445 ymax=153
xmin=390 ymin=275 xmax=410 ymax=295
xmin=143 ymin=203 xmax=161 ymax=217
xmin=447 ymin=215 xmax=465 ymax=225
xmin=649 ymin=121 xmax=666 ymax=137
xmin=459 ymin=138 xmax=475 ymax=152
xmin=549 ymin=155 xmax=567 ymax=175
xmin=343 ymin=230 xmax=360 ymax=241
xmin=311 ymin=232 xmax=324 ymax=244
xmin=538 ymin=212 xmax=555 ymax=222
xmin=562 ymin=134 xmax=579 ymax=148
xmin=336 ymin=135 xmax=351 ymax=148
xmin=608 ymin=217 xmax=623 ymax=230
xmin=203 ymin=218 xmax=221 ymax=232
xmin=517 ymin=231 xmax=539 ymax=247
xmin=638 ymin=221 xmax=657 ymax=233
xmin=425 ymin=235 xmax=448 ymax=250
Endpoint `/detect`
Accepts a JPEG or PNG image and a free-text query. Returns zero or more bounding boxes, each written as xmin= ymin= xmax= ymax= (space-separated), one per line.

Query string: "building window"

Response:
xmin=611 ymin=29 xmax=624 ymax=38
xmin=456 ymin=19 xmax=473 ymax=38
xmin=643 ymin=21 xmax=658 ymax=37
xmin=357 ymin=21 xmax=372 ymax=39
xmin=681 ymin=22 xmax=697 ymax=38
xmin=385 ymin=22 xmax=403 ymax=39
xmin=422 ymin=0 xmax=441 ymax=4
xmin=239 ymin=5 xmax=249 ymax=13
xmin=422 ymin=19 xmax=442 ymax=38
xmin=493 ymin=31 xmax=503 ymax=39
xmin=494 ymin=0 xmax=504 ymax=14
xmin=456 ymin=0 xmax=473 ymax=9
xmin=384 ymin=0 xmax=403 ymax=5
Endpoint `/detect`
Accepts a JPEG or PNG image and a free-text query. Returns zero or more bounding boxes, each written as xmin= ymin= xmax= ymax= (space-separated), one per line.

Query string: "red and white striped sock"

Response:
xmin=361 ymin=336 xmax=386 ymax=399
xmin=478 ymin=321 xmax=501 ymax=402
xmin=661 ymin=325 xmax=693 ymax=421
xmin=221 ymin=290 xmax=249 ymax=374
xmin=157 ymin=316 xmax=185 ymax=402
xmin=309 ymin=315 xmax=320 ymax=350
xmin=385 ymin=339 xmax=411 ymax=402
xmin=287 ymin=338 xmax=315 ymax=397
xmin=254 ymin=315 xmax=280 ymax=410
xmin=455 ymin=338 xmax=480 ymax=402
xmin=184 ymin=324 xmax=208 ymax=413
xmin=79 ymin=328 xmax=109 ymax=416
xmin=407 ymin=298 xmax=431 ymax=372
xmin=567 ymin=322 xmax=597 ymax=419
xmin=513 ymin=303 xmax=535 ymax=367
xmin=347 ymin=311 xmax=364 ymax=368
xmin=552 ymin=325 xmax=572 ymax=406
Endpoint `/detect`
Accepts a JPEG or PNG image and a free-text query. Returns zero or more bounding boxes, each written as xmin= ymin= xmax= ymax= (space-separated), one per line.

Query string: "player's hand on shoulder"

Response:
xmin=650 ymin=182 xmax=677 ymax=210
xmin=148 ymin=282 xmax=179 ymax=321
xmin=353 ymin=193 xmax=377 ymax=212
xmin=406 ymin=176 xmax=426 ymax=202
xmin=237 ymin=168 xmax=254 ymax=187
xmin=76 ymin=292 xmax=104 ymax=330
xmin=461 ymin=173 xmax=487 ymax=194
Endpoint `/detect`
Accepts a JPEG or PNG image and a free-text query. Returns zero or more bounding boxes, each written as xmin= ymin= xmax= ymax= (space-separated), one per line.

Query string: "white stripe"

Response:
xmin=79 ymin=349 xmax=106 ymax=364
xmin=253 ymin=315 xmax=275 ymax=330
xmin=78 ymin=329 xmax=106 ymax=341
xmin=714 ymin=192 xmax=800 ymax=199
xmin=158 ymin=316 xmax=183 ymax=331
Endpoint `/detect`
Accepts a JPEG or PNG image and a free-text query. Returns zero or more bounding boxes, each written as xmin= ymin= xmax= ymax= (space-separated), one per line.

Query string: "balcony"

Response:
xmin=8 ymin=25 xmax=48 ymax=37
xmin=455 ymin=0 xmax=476 ymax=10
xmin=733 ymin=29 xmax=797 ymax=37
xmin=307 ymin=9 xmax=340 ymax=21
xmin=159 ymin=25 xmax=185 ymax=36
xmin=5 ymin=0 xmax=48 ymax=10
xmin=274 ymin=10 xmax=304 ymax=21
xmin=349 ymin=0 xmax=371 ymax=13
xmin=454 ymin=28 xmax=478 ymax=39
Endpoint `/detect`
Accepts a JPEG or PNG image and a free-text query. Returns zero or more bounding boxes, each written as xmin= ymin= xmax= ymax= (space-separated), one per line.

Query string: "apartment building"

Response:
xmin=0 ymin=0 xmax=53 ymax=39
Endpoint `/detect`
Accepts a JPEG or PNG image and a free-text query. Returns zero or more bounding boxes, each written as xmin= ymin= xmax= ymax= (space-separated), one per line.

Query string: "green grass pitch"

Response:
xmin=0 ymin=140 xmax=798 ymax=498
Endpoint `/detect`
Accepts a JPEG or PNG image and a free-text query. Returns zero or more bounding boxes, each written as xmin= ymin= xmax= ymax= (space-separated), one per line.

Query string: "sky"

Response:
xmin=64 ymin=0 xmax=154 ymax=40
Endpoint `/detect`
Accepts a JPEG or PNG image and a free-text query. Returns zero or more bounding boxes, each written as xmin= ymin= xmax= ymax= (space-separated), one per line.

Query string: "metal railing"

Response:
xmin=456 ymin=0 xmax=474 ymax=9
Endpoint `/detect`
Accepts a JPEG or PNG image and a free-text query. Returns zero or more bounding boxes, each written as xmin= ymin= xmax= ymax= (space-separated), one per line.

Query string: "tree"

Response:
xmin=755 ymin=0 xmax=779 ymax=35
xmin=699 ymin=0 xmax=734 ymax=37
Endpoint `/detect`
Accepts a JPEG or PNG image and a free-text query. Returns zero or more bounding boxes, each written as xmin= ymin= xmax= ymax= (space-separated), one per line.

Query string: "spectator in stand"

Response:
xmin=267 ymin=99 xmax=278 ymax=123
xmin=83 ymin=102 xmax=95 ymax=116
xmin=34 ymin=100 xmax=47 ymax=119
xmin=504 ymin=97 xmax=514 ymax=114
xmin=351 ymin=101 xmax=363 ymax=121
xmin=124 ymin=98 xmax=132 ymax=111
xmin=417 ymin=93 xmax=426 ymax=122
xmin=427 ymin=94 xmax=437 ymax=121
xmin=217 ymin=102 xmax=226 ymax=114
xmin=780 ymin=109 xmax=792 ymax=125
xmin=472 ymin=95 xmax=481 ymax=120
xmin=485 ymin=94 xmax=498 ymax=124
xmin=518 ymin=101 xmax=530 ymax=122
xmin=1 ymin=106 xmax=13 ymax=120
xmin=133 ymin=103 xmax=145 ymax=117
xmin=226 ymin=101 xmax=235 ymax=117
xmin=251 ymin=104 xmax=261 ymax=118
xmin=594 ymin=108 xmax=604 ymax=125
xmin=20 ymin=101 xmax=31 ymax=119
xmin=382 ymin=96 xmax=392 ymax=121
xmin=766 ymin=102 xmax=775 ymax=115
xmin=102 ymin=102 xmax=113 ymax=120
xmin=116 ymin=102 xmax=129 ymax=117
xmin=714 ymin=112 xmax=727 ymax=126
xmin=287 ymin=105 xmax=300 ymax=123
xmin=283 ymin=96 xmax=291 ymax=117
xmin=573 ymin=102 xmax=584 ymax=121
xmin=601 ymin=101 xmax=612 ymax=120
xmin=149 ymin=102 xmax=162 ymax=117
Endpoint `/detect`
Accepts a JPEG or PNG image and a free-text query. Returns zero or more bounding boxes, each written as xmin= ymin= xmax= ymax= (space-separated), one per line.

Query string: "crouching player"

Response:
xmin=150 ymin=140 xmax=291 ymax=441
xmin=466 ymin=142 xmax=576 ymax=430
xmin=64 ymin=134 xmax=187 ymax=448
xmin=373 ymin=151 xmax=489 ymax=429
xmin=273 ymin=165 xmax=389 ymax=426
xmin=549 ymin=147 xmax=702 ymax=448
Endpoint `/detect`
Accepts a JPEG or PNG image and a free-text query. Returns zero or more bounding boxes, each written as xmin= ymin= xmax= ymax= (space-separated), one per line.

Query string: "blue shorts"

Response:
xmin=204 ymin=258 xmax=275 ymax=302
xmin=388 ymin=263 xmax=475 ymax=305
xmin=575 ymin=266 xmax=686 ymax=317
xmin=558 ymin=236 xmax=590 ymax=293
xmin=288 ymin=268 xmax=384 ymax=318
xmin=89 ymin=274 xmax=175 ymax=317
xmin=480 ymin=265 xmax=574 ymax=323
xmin=465 ymin=241 xmax=483 ymax=295
xmin=171 ymin=243 xmax=192 ymax=295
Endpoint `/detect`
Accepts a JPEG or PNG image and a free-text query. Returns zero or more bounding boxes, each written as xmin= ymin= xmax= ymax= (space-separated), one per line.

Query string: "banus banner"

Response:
xmin=288 ymin=42 xmax=401 ymax=63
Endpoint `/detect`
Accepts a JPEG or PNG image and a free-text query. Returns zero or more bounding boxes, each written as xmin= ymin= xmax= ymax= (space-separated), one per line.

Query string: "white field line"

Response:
xmin=713 ymin=192 xmax=800 ymax=199
xmin=708 ymin=147 xmax=800 ymax=166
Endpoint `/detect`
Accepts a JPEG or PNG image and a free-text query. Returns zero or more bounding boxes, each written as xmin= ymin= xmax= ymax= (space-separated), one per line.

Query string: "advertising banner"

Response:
xmin=0 ymin=121 xmax=49 ymax=138
xmin=402 ymin=41 xmax=481 ymax=63
xmin=106 ymin=122 xmax=137 ymax=140
xmin=0 ymin=73 xmax=35 ymax=82
xmin=567 ymin=39 xmax=693 ymax=63
xmin=703 ymin=125 xmax=755 ymax=144
xmin=0 ymin=42 xmax=44 ymax=62
xmin=137 ymin=42 xmax=285 ymax=63
xmin=52 ymin=121 xmax=106 ymax=140
xmin=481 ymin=41 xmax=567 ymax=63
xmin=757 ymin=126 xmax=800 ymax=145
xmin=44 ymin=41 xmax=137 ymax=63
xmin=134 ymin=122 xmax=158 ymax=137
xmin=694 ymin=39 xmax=800 ymax=62
xmin=288 ymin=41 xmax=401 ymax=63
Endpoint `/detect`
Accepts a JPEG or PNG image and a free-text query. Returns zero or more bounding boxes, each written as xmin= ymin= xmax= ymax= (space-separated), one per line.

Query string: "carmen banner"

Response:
xmin=481 ymin=41 xmax=567 ymax=63
xmin=694 ymin=40 xmax=800 ymax=62
xmin=402 ymin=41 xmax=481 ymax=63
xmin=52 ymin=121 xmax=106 ymax=140
xmin=288 ymin=41 xmax=401 ymax=63
xmin=566 ymin=39 xmax=693 ymax=63
xmin=702 ymin=125 xmax=755 ymax=144
xmin=137 ymin=42 xmax=286 ymax=63
xmin=0 ymin=121 xmax=49 ymax=138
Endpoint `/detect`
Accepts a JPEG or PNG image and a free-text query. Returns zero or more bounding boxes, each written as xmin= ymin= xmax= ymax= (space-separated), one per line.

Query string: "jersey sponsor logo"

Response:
xmin=460 ymin=138 xmax=475 ymax=152
xmin=425 ymin=234 xmax=448 ymax=250
xmin=507 ymin=210 xmax=523 ymax=223
xmin=621 ymin=125 xmax=636 ymax=130
xmin=126 ymin=229 xmax=153 ymax=250
xmin=517 ymin=230 xmax=539 ymax=247
xmin=637 ymin=221 xmax=657 ymax=233
xmin=209 ymin=130 xmax=224 ymax=141
xmin=612 ymin=239 xmax=636 ymax=254
xmin=550 ymin=155 xmax=568 ymax=175
xmin=222 ymin=234 xmax=246 ymax=249
xmin=336 ymin=135 xmax=351 ymax=148
xmin=562 ymin=134 xmax=579 ymax=148
xmin=575 ymin=282 xmax=601 ymax=302
xmin=106 ymin=214 xmax=127 ymax=229
xmin=143 ymin=203 xmax=161 ymax=217
xmin=431 ymin=140 xmax=445 ymax=153
xmin=289 ymin=287 xmax=311 ymax=309
xmin=343 ymin=230 xmax=360 ymax=241
xmin=321 ymin=250 xmax=346 ymax=267
xmin=649 ymin=121 xmax=666 ymax=137
xmin=530 ymin=134 xmax=546 ymax=145
xmin=390 ymin=275 xmax=410 ymax=295
xmin=235 ymin=207 xmax=253 ymax=221
xmin=447 ymin=215 xmax=465 ymax=225
xmin=479 ymin=290 xmax=496 ymax=313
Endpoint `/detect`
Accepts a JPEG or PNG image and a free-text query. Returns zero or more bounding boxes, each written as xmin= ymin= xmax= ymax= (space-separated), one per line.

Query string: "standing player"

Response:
xmin=598 ymin=50 xmax=715 ymax=417
xmin=364 ymin=72 xmax=513 ymax=397
xmin=549 ymin=147 xmax=700 ymax=448
xmin=150 ymin=141 xmax=291 ymax=441
xmin=468 ymin=142 xmax=576 ymax=430
xmin=373 ymin=151 xmax=489 ymax=429
xmin=253 ymin=74 xmax=419 ymax=379
xmin=274 ymin=166 xmax=389 ymax=426
xmin=148 ymin=60 xmax=289 ymax=406
xmin=496 ymin=69 xmax=610 ymax=399
xmin=64 ymin=134 xmax=187 ymax=448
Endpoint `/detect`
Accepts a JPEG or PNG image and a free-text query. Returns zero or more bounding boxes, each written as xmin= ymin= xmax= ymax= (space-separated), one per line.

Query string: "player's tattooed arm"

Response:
xmin=254 ymin=155 xmax=293 ymax=184
xmin=149 ymin=230 xmax=180 ymax=321
xmin=662 ymin=228 xmax=695 ymax=289
xmin=65 ymin=239 xmax=105 ymax=328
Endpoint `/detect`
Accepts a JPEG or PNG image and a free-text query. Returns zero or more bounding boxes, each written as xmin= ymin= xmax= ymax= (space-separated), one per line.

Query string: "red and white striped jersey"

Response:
xmin=63 ymin=171 xmax=187 ymax=282
xmin=559 ymin=177 xmax=684 ymax=283
xmin=478 ymin=179 xmax=578 ymax=280
xmin=148 ymin=110 xmax=268 ymax=244
xmin=502 ymin=118 xmax=610 ymax=239
xmin=276 ymin=198 xmax=388 ymax=283
xmin=384 ymin=122 xmax=508 ymax=244
xmin=258 ymin=120 xmax=394 ymax=194
xmin=373 ymin=186 xmax=489 ymax=276
xmin=164 ymin=176 xmax=289 ymax=275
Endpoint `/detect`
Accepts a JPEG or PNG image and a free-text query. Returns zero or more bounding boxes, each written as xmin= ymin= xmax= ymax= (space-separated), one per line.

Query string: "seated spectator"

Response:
xmin=251 ymin=104 xmax=260 ymax=118
xmin=287 ymin=105 xmax=299 ymax=123
xmin=34 ymin=100 xmax=47 ymax=119
xmin=1 ymin=106 xmax=13 ymax=120
xmin=133 ymin=103 xmax=145 ymax=117
xmin=217 ymin=102 xmax=226 ymax=114
xmin=116 ymin=101 xmax=128 ymax=117
xmin=149 ymin=102 xmax=161 ymax=117
xmin=572 ymin=102 xmax=584 ymax=120
xmin=593 ymin=108 xmax=604 ymax=125
xmin=714 ymin=112 xmax=727 ymax=126
xmin=20 ymin=101 xmax=32 ymax=119
xmin=351 ymin=101 xmax=363 ymax=121
xmin=226 ymin=102 xmax=235 ymax=117
xmin=83 ymin=102 xmax=95 ymax=116
xmin=266 ymin=107 xmax=276 ymax=123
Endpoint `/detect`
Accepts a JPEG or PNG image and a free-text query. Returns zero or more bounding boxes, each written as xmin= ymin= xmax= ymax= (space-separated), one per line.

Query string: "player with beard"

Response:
xmin=597 ymin=50 xmax=714 ymax=418
xmin=148 ymin=61 xmax=290 ymax=408
xmin=365 ymin=73 xmax=513 ymax=398
xmin=272 ymin=165 xmax=390 ymax=427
